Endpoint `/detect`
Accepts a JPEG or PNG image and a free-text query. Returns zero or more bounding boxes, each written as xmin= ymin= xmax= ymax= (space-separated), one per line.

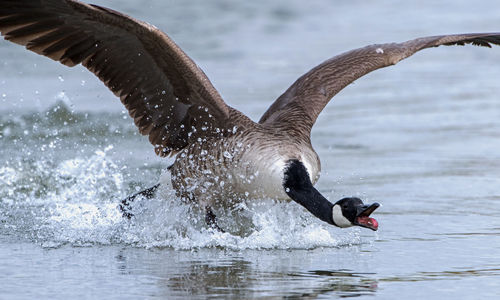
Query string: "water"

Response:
xmin=1 ymin=0 xmax=500 ymax=298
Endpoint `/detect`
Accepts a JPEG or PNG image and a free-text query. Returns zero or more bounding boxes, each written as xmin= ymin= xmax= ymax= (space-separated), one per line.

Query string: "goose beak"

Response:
xmin=354 ymin=202 xmax=380 ymax=231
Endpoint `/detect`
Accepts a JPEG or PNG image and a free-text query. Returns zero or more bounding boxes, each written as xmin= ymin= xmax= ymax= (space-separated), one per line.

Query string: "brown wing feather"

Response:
xmin=259 ymin=33 xmax=500 ymax=136
xmin=0 ymin=0 xmax=253 ymax=157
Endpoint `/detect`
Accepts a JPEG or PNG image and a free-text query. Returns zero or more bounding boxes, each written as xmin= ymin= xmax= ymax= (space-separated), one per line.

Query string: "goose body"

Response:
xmin=170 ymin=127 xmax=320 ymax=205
xmin=1 ymin=0 xmax=499 ymax=231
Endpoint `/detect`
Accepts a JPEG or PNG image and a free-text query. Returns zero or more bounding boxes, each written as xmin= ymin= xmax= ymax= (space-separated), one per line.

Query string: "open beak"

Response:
xmin=354 ymin=202 xmax=380 ymax=231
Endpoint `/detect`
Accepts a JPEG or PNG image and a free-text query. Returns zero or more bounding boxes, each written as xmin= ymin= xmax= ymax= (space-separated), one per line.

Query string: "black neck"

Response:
xmin=283 ymin=160 xmax=334 ymax=226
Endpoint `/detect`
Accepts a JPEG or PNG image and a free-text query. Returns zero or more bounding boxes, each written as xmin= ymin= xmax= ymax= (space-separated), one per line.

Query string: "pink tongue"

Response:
xmin=357 ymin=216 xmax=379 ymax=230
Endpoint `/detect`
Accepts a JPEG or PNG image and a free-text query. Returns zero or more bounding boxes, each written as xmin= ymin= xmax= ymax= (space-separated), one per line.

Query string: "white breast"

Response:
xmin=236 ymin=153 xmax=288 ymax=200
xmin=230 ymin=148 xmax=320 ymax=201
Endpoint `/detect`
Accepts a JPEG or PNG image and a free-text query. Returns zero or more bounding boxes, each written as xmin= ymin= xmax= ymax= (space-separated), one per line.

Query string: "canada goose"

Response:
xmin=1 ymin=1 xmax=499 ymax=233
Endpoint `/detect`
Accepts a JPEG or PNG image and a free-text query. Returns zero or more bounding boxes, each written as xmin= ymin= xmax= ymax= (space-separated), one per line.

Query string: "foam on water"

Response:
xmin=0 ymin=144 xmax=363 ymax=250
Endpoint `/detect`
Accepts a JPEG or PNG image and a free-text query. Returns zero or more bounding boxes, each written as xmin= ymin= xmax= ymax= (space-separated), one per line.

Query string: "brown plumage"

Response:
xmin=1 ymin=0 xmax=499 ymax=215
xmin=259 ymin=34 xmax=500 ymax=134
xmin=0 ymin=0 xmax=253 ymax=157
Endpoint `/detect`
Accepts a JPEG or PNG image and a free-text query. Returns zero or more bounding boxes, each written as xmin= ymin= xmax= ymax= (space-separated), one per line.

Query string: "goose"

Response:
xmin=1 ymin=0 xmax=499 ymax=233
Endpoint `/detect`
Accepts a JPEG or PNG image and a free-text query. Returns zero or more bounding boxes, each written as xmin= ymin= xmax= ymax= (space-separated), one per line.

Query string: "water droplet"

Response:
xmin=223 ymin=151 xmax=233 ymax=159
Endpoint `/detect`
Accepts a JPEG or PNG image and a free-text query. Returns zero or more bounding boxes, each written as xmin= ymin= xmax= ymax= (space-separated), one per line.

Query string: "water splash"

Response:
xmin=0 ymin=108 xmax=366 ymax=250
xmin=0 ymin=147 xmax=362 ymax=249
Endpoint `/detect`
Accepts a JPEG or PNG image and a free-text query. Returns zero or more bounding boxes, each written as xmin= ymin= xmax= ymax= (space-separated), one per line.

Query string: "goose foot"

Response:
xmin=120 ymin=183 xmax=160 ymax=218
xmin=205 ymin=206 xmax=225 ymax=233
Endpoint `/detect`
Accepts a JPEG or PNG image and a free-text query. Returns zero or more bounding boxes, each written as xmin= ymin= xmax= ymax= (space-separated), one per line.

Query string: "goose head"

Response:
xmin=331 ymin=197 xmax=379 ymax=231
xmin=283 ymin=159 xmax=379 ymax=231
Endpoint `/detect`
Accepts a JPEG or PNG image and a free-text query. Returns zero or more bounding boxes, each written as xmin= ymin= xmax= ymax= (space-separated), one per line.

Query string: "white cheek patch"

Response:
xmin=332 ymin=205 xmax=353 ymax=228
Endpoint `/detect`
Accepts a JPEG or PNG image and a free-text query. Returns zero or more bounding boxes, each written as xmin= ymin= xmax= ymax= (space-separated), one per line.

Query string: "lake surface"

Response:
xmin=1 ymin=0 xmax=500 ymax=299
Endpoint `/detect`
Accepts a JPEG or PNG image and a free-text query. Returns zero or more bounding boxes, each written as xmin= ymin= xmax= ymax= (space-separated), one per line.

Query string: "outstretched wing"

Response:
xmin=0 ymin=0 xmax=252 ymax=157
xmin=259 ymin=33 xmax=500 ymax=135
